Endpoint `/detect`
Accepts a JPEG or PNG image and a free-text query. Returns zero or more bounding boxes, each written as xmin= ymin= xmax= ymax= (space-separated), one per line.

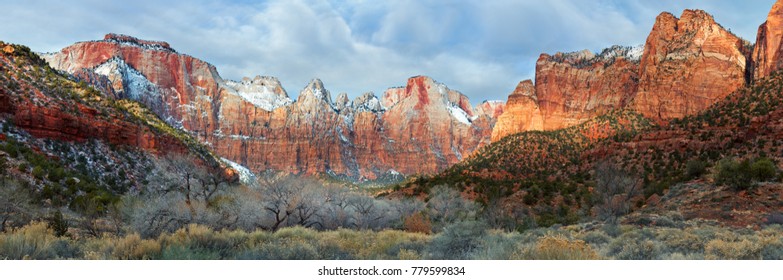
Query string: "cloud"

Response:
xmin=0 ymin=0 xmax=775 ymax=103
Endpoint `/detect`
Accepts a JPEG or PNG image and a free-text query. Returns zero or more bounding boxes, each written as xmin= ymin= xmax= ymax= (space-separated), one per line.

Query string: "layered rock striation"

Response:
xmin=492 ymin=46 xmax=640 ymax=141
xmin=494 ymin=9 xmax=753 ymax=140
xmin=44 ymin=35 xmax=501 ymax=179
xmin=632 ymin=10 xmax=749 ymax=122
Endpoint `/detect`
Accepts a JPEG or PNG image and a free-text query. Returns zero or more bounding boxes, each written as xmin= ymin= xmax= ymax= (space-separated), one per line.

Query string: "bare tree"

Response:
xmin=129 ymin=154 xmax=234 ymax=237
xmin=259 ymin=177 xmax=305 ymax=231
xmin=0 ymin=179 xmax=34 ymax=232
xmin=427 ymin=185 xmax=478 ymax=232
xmin=348 ymin=195 xmax=382 ymax=230
xmin=593 ymin=162 xmax=641 ymax=223
xmin=289 ymin=183 xmax=327 ymax=229
xmin=322 ymin=185 xmax=351 ymax=229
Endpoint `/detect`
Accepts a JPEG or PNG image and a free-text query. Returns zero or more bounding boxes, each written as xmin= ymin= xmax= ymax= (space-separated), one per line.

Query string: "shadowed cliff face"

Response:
xmin=44 ymin=35 xmax=502 ymax=180
xmin=752 ymin=0 xmax=783 ymax=81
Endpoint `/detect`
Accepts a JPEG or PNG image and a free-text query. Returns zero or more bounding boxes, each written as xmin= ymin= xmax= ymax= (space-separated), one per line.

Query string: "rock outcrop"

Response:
xmin=491 ymin=80 xmax=542 ymax=141
xmin=535 ymin=46 xmax=641 ymax=130
xmin=632 ymin=10 xmax=749 ymax=122
xmin=752 ymin=0 xmax=783 ymax=80
xmin=0 ymin=41 xmax=190 ymax=156
xmin=492 ymin=46 xmax=640 ymax=141
xmin=44 ymin=35 xmax=501 ymax=180
xmin=494 ymin=9 xmax=752 ymax=140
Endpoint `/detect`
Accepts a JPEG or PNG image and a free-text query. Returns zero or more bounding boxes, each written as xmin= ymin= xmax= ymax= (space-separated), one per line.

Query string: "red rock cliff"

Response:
xmin=535 ymin=47 xmax=640 ymax=130
xmin=632 ymin=10 xmax=749 ymax=122
xmin=752 ymin=0 xmax=783 ymax=80
xmin=492 ymin=46 xmax=640 ymax=141
xmin=43 ymin=35 xmax=501 ymax=180
xmin=0 ymin=42 xmax=189 ymax=156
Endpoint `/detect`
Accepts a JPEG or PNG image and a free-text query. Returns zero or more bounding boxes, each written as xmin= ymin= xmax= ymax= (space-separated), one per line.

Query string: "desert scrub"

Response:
xmin=705 ymin=238 xmax=762 ymax=260
xmin=523 ymin=235 xmax=600 ymax=260
xmin=81 ymin=233 xmax=161 ymax=260
xmin=0 ymin=221 xmax=68 ymax=259
xmin=603 ymin=228 xmax=664 ymax=260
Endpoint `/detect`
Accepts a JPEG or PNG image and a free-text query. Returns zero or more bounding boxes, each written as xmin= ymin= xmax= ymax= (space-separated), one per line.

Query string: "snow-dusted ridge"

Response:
xmin=94 ymin=57 xmax=162 ymax=101
xmin=224 ymin=76 xmax=293 ymax=112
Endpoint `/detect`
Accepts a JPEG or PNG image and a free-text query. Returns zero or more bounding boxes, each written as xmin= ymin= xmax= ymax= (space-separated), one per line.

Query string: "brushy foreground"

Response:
xmin=2 ymin=218 xmax=783 ymax=260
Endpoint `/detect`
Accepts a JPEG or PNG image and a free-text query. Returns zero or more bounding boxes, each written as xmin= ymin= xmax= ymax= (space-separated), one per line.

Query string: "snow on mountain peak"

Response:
xmin=353 ymin=92 xmax=383 ymax=112
xmin=93 ymin=57 xmax=162 ymax=101
xmin=298 ymin=78 xmax=335 ymax=108
xmin=224 ymin=75 xmax=292 ymax=111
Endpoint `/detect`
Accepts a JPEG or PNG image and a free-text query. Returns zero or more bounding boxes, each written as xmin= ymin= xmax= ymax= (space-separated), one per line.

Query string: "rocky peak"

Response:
xmin=334 ymin=92 xmax=352 ymax=111
xmin=103 ymin=33 xmax=175 ymax=52
xmin=474 ymin=100 xmax=506 ymax=119
xmin=490 ymin=79 xmax=544 ymax=141
xmin=541 ymin=45 xmax=643 ymax=69
xmin=752 ymin=0 xmax=783 ymax=80
xmin=543 ymin=49 xmax=595 ymax=65
xmin=353 ymin=92 xmax=383 ymax=112
xmin=297 ymin=78 xmax=334 ymax=109
xmin=677 ymin=9 xmax=716 ymax=32
xmin=510 ymin=79 xmax=536 ymax=99
xmin=224 ymin=75 xmax=291 ymax=111
xmin=632 ymin=9 xmax=748 ymax=122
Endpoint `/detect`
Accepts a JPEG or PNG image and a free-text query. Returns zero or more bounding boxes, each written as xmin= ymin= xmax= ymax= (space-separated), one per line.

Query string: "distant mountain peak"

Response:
xmin=103 ymin=33 xmax=175 ymax=52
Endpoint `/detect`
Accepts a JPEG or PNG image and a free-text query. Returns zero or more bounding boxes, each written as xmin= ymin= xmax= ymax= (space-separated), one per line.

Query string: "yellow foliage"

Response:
xmin=705 ymin=238 xmax=761 ymax=260
xmin=526 ymin=235 xmax=600 ymax=260
xmin=112 ymin=233 xmax=161 ymax=260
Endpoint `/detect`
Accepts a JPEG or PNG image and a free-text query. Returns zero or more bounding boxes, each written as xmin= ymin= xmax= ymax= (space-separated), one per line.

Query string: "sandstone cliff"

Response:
xmin=752 ymin=0 xmax=783 ymax=80
xmin=632 ymin=10 xmax=749 ymax=122
xmin=43 ymin=35 xmax=500 ymax=180
xmin=492 ymin=46 xmax=640 ymax=141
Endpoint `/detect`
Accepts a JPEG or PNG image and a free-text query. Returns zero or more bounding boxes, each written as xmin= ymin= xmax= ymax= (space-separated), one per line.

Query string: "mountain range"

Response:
xmin=29 ymin=4 xmax=782 ymax=184
xmin=2 ymin=2 xmax=783 ymax=197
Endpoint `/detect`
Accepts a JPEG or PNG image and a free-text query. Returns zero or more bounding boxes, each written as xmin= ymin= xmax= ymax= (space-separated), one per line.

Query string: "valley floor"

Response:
xmin=2 ymin=216 xmax=783 ymax=260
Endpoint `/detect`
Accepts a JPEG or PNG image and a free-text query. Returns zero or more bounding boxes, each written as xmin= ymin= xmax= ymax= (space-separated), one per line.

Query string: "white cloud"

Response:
xmin=0 ymin=0 xmax=775 ymax=102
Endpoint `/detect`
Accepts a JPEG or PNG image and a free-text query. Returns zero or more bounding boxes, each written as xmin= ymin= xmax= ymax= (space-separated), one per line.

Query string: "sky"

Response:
xmin=0 ymin=0 xmax=776 ymax=103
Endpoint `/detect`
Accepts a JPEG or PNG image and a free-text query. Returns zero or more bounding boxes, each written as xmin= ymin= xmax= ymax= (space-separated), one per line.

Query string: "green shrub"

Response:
xmin=751 ymin=158 xmax=777 ymax=182
xmin=580 ymin=231 xmax=611 ymax=246
xmin=715 ymin=158 xmax=752 ymax=191
xmin=427 ymin=221 xmax=487 ymax=260
xmin=605 ymin=229 xmax=664 ymax=260
xmin=47 ymin=211 xmax=69 ymax=237
xmin=31 ymin=165 xmax=46 ymax=179
xmin=685 ymin=160 xmax=707 ymax=179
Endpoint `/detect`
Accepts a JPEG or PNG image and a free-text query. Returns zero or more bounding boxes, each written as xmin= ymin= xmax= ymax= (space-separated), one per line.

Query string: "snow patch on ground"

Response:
xmin=221 ymin=158 xmax=257 ymax=186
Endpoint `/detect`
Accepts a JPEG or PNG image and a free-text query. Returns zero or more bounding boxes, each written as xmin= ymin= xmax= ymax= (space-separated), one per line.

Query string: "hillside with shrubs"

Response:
xmin=400 ymin=71 xmax=783 ymax=230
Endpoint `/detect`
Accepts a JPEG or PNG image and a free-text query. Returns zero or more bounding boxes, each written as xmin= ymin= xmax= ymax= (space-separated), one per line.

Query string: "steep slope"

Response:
xmin=0 ymin=41 xmax=233 ymax=215
xmin=752 ymin=0 xmax=783 ymax=80
xmin=494 ymin=9 xmax=750 ymax=140
xmin=43 ymin=35 xmax=501 ymax=180
xmin=632 ymin=10 xmax=750 ymax=122
xmin=410 ymin=68 xmax=783 ymax=228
